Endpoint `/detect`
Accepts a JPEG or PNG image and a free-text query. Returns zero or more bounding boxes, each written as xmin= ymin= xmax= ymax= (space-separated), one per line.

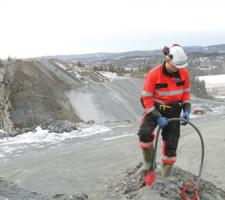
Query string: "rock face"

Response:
xmin=5 ymin=60 xmax=81 ymax=131
xmin=41 ymin=119 xmax=77 ymax=133
xmin=98 ymin=162 xmax=225 ymax=200
xmin=0 ymin=67 xmax=14 ymax=132
xmin=1 ymin=58 xmax=144 ymax=132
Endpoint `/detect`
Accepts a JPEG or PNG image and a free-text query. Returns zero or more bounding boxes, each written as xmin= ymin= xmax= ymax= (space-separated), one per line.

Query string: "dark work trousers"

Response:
xmin=138 ymin=103 xmax=182 ymax=159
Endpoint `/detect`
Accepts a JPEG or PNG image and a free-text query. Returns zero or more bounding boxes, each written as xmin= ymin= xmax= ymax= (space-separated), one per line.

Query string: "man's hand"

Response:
xmin=157 ymin=116 xmax=168 ymax=128
xmin=181 ymin=111 xmax=190 ymax=126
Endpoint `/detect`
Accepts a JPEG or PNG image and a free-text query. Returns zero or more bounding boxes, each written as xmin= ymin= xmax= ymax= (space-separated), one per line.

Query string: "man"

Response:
xmin=138 ymin=44 xmax=191 ymax=178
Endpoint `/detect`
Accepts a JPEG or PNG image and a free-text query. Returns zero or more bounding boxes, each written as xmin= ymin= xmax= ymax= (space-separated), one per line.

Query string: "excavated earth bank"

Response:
xmin=5 ymin=59 xmax=81 ymax=133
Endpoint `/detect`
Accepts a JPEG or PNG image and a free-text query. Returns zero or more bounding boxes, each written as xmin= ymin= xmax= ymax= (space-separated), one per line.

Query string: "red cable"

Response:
xmin=181 ymin=183 xmax=200 ymax=200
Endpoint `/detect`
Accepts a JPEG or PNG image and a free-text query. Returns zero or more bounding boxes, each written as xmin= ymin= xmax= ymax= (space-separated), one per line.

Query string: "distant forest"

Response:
xmin=90 ymin=52 xmax=225 ymax=99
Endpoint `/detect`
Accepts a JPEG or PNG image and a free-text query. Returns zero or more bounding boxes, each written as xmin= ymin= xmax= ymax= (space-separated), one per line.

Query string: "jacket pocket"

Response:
xmin=155 ymin=83 xmax=168 ymax=88
xmin=176 ymin=80 xmax=185 ymax=86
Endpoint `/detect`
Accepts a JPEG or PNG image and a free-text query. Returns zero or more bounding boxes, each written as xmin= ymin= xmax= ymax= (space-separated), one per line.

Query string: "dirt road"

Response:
xmin=0 ymin=116 xmax=225 ymax=196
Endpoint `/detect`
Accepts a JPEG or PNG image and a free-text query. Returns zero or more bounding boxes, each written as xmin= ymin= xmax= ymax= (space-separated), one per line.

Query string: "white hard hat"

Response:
xmin=166 ymin=45 xmax=188 ymax=68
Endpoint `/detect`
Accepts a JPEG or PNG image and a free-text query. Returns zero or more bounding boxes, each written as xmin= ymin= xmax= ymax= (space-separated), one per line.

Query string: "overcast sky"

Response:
xmin=1 ymin=0 xmax=225 ymax=58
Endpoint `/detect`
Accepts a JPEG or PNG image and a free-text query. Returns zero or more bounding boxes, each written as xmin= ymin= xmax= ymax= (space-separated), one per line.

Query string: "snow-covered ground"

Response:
xmin=55 ymin=62 xmax=67 ymax=70
xmin=0 ymin=124 xmax=111 ymax=158
xmin=0 ymin=122 xmax=136 ymax=159
xmin=215 ymin=95 xmax=225 ymax=99
xmin=0 ymin=100 xmax=224 ymax=159
xmin=1 ymin=116 xmax=225 ymax=196
xmin=197 ymin=74 xmax=225 ymax=96
xmin=197 ymin=74 xmax=225 ymax=86
xmin=53 ymin=60 xmax=126 ymax=83
xmin=99 ymin=71 xmax=127 ymax=80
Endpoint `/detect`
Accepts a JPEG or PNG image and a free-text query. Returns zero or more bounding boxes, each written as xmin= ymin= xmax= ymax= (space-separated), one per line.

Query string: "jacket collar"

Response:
xmin=162 ymin=61 xmax=181 ymax=79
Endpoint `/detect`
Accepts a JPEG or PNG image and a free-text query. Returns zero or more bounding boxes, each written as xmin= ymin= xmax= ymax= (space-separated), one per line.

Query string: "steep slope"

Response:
xmin=66 ymin=78 xmax=144 ymax=123
xmin=6 ymin=59 xmax=81 ymax=129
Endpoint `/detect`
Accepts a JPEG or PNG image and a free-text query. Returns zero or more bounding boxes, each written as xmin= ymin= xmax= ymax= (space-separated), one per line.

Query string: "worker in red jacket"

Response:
xmin=138 ymin=44 xmax=191 ymax=178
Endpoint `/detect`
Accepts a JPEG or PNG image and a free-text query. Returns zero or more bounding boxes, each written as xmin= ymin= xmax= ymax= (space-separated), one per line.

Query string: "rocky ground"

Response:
xmin=1 ymin=58 xmax=225 ymax=199
xmin=1 ymin=117 xmax=225 ymax=199
xmin=1 ymin=162 xmax=225 ymax=200
xmin=0 ymin=177 xmax=88 ymax=200
xmin=98 ymin=162 xmax=225 ymax=200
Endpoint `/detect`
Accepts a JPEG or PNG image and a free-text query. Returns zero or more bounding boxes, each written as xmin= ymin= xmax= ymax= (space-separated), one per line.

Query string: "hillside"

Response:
xmin=1 ymin=56 xmax=224 ymax=133
xmin=6 ymin=59 xmax=81 ymax=131
xmin=0 ymin=56 xmax=225 ymax=199
xmin=43 ymin=44 xmax=225 ymax=63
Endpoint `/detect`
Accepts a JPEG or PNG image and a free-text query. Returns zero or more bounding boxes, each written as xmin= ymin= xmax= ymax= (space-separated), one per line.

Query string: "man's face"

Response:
xmin=167 ymin=60 xmax=178 ymax=72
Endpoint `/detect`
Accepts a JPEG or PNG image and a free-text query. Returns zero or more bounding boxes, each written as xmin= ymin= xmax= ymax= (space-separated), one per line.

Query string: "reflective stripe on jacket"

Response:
xmin=141 ymin=63 xmax=191 ymax=113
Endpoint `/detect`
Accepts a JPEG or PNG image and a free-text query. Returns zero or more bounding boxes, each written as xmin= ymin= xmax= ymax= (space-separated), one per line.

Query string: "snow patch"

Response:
xmin=74 ymin=71 xmax=82 ymax=78
xmin=99 ymin=71 xmax=126 ymax=80
xmin=197 ymin=74 xmax=225 ymax=96
xmin=197 ymin=74 xmax=225 ymax=88
xmin=215 ymin=95 xmax=225 ymax=99
xmin=55 ymin=62 xmax=67 ymax=70
xmin=0 ymin=125 xmax=111 ymax=158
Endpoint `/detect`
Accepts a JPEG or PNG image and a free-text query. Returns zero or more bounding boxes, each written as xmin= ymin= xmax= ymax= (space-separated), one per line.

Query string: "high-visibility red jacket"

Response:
xmin=141 ymin=63 xmax=191 ymax=114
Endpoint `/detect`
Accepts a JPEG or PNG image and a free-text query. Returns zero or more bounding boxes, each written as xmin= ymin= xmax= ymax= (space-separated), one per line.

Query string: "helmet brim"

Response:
xmin=172 ymin=62 xmax=188 ymax=69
